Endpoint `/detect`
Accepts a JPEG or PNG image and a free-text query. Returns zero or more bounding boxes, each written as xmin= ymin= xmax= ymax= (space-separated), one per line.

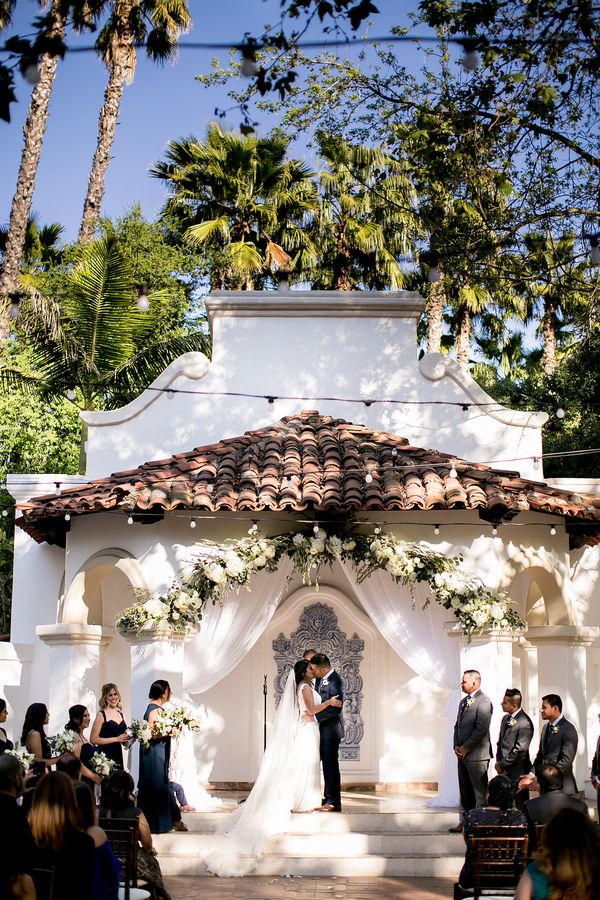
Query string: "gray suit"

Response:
xmin=496 ymin=709 xmax=534 ymax=806
xmin=533 ymin=718 xmax=578 ymax=795
xmin=454 ymin=690 xmax=493 ymax=813
xmin=524 ymin=789 xmax=587 ymax=825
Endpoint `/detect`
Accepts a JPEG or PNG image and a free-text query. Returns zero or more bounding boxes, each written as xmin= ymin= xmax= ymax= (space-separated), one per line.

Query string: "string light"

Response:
xmin=64 ymin=513 xmax=71 ymax=522
xmin=491 ymin=524 xmax=499 ymax=536
xmin=449 ymin=466 xmax=458 ymax=479
xmin=460 ymin=38 xmax=480 ymax=70
xmin=533 ymin=457 xmax=540 ymax=471
xmin=373 ymin=526 xmax=381 ymax=534
xmin=239 ymin=37 xmax=258 ymax=77
xmin=365 ymin=471 xmax=374 ymax=484
xmin=1 ymin=508 xmax=8 ymax=518
xmin=127 ymin=516 xmax=134 ymax=525
xmin=313 ymin=524 xmax=320 ymax=534
xmin=136 ymin=286 xmax=150 ymax=312
xmin=427 ymin=265 xmax=442 ymax=284
xmin=8 ymin=296 xmax=20 ymax=320
xmin=248 ymin=520 xmax=258 ymax=534
xmin=54 ymin=482 xmax=61 ymax=496
xmin=66 ymin=385 xmax=76 ymax=402
xmin=23 ymin=62 xmax=41 ymax=85
xmin=206 ymin=483 xmax=214 ymax=493
xmin=190 ymin=517 xmax=197 ymax=528
xmin=589 ymin=234 xmax=600 ymax=267
xmin=555 ymin=407 xmax=565 ymax=420
xmin=550 ymin=525 xmax=557 ymax=535
xmin=433 ymin=525 xmax=440 ymax=535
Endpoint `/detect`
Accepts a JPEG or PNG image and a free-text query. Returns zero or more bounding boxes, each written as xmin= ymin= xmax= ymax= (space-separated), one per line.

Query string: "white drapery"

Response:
xmin=339 ymin=562 xmax=461 ymax=807
xmin=183 ymin=557 xmax=293 ymax=695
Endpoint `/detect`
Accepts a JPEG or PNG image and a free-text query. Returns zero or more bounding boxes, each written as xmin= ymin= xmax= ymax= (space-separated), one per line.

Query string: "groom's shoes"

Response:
xmin=315 ymin=804 xmax=341 ymax=812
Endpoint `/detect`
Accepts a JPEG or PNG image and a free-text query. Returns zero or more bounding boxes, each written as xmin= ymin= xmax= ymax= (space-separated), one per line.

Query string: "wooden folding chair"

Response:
xmin=470 ymin=834 xmax=529 ymax=898
xmin=99 ymin=816 xmax=148 ymax=900
xmin=32 ymin=867 xmax=55 ymax=900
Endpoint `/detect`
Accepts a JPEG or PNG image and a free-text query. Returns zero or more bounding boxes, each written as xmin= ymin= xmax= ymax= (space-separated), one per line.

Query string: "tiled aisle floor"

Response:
xmin=163 ymin=875 xmax=455 ymax=899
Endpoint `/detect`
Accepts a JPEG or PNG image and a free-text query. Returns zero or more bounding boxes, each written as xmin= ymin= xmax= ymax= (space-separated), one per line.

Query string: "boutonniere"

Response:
xmin=551 ymin=724 xmax=561 ymax=734
xmin=466 ymin=696 xmax=475 ymax=707
xmin=322 ymin=679 xmax=330 ymax=687
xmin=507 ymin=717 xmax=517 ymax=727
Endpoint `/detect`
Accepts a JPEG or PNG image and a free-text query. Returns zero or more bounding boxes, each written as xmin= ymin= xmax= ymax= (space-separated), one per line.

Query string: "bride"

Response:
xmin=204 ymin=658 xmax=342 ymax=876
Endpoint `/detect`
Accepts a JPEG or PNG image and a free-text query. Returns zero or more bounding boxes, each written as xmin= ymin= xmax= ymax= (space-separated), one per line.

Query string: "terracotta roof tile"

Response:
xmin=15 ymin=410 xmax=600 ymax=546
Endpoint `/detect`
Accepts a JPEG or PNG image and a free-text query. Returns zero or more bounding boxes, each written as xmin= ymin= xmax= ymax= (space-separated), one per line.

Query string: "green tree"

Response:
xmin=78 ymin=0 xmax=192 ymax=243
xmin=151 ymin=123 xmax=317 ymax=289
xmin=306 ymin=132 xmax=420 ymax=290
xmin=0 ymin=214 xmax=64 ymax=273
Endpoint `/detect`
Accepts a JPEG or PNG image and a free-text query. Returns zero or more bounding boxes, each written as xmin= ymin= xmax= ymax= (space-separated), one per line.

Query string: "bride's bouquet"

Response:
xmin=3 ymin=746 xmax=35 ymax=772
xmin=88 ymin=751 xmax=118 ymax=778
xmin=127 ymin=719 xmax=153 ymax=748
xmin=163 ymin=701 xmax=201 ymax=732
xmin=48 ymin=729 xmax=79 ymax=755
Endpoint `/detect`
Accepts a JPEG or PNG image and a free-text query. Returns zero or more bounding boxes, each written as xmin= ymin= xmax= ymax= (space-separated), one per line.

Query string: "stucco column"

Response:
xmin=36 ymin=624 xmax=115 ymax=732
xmin=527 ymin=625 xmax=599 ymax=797
xmin=446 ymin=625 xmax=524 ymax=760
xmin=121 ymin=628 xmax=195 ymax=723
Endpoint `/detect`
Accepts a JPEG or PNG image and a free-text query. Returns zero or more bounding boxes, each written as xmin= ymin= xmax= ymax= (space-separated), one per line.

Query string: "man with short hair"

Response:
xmin=523 ymin=763 xmax=586 ymax=828
xmin=450 ymin=669 xmax=493 ymax=832
xmin=0 ymin=754 xmax=36 ymax=898
xmin=519 ymin=693 xmax=578 ymax=796
xmin=310 ymin=652 xmax=345 ymax=812
xmin=495 ymin=688 xmax=534 ymax=808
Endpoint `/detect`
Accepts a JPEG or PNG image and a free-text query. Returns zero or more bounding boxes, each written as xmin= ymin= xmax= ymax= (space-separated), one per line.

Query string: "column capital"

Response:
xmin=36 ymin=623 xmax=115 ymax=647
xmin=526 ymin=625 xmax=600 ymax=647
xmin=444 ymin=622 xmax=527 ymax=644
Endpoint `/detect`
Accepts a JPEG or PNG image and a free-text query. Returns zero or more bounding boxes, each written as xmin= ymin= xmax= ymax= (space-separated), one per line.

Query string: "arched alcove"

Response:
xmin=501 ymin=550 xmax=573 ymax=627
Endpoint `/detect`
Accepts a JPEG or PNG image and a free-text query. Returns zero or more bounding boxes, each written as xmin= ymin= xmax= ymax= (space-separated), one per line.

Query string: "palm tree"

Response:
xmin=78 ymin=0 xmax=192 ymax=244
xmin=308 ymin=133 xmax=420 ymax=290
xmin=0 ymin=215 xmax=64 ymax=273
xmin=151 ymin=123 xmax=317 ymax=289
xmin=11 ymin=234 xmax=209 ymax=469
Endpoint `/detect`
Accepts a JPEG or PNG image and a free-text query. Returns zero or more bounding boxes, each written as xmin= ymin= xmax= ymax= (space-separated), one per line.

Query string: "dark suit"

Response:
xmin=453 ymin=689 xmax=493 ymax=813
xmin=316 ymin=670 xmax=345 ymax=810
xmin=590 ymin=733 xmax=600 ymax=821
xmin=496 ymin=709 xmax=534 ymax=807
xmin=524 ymin=788 xmax=587 ymax=826
xmin=533 ymin=717 xmax=578 ymax=795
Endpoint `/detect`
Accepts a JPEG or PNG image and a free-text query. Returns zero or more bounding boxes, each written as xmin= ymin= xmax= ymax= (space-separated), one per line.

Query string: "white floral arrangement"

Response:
xmin=152 ymin=707 xmax=176 ymax=738
xmin=163 ymin=701 xmax=202 ymax=732
xmin=88 ymin=751 xmax=118 ymax=778
xmin=48 ymin=729 xmax=79 ymax=755
xmin=116 ymin=586 xmax=203 ymax=635
xmin=128 ymin=719 xmax=153 ymax=748
xmin=3 ymin=746 xmax=35 ymax=772
xmin=113 ymin=524 xmax=525 ymax=641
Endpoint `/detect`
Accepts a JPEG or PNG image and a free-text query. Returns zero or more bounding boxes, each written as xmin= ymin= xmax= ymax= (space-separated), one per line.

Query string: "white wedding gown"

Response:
xmin=169 ymin=726 xmax=222 ymax=810
xmin=203 ymin=671 xmax=321 ymax=876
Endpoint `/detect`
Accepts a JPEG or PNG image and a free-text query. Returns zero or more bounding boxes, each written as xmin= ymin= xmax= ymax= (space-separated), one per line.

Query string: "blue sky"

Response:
xmin=1 ymin=0 xmax=427 ymax=241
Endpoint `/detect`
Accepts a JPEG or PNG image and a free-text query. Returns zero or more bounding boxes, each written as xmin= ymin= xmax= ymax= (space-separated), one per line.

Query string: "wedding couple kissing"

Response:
xmin=204 ymin=652 xmax=345 ymax=877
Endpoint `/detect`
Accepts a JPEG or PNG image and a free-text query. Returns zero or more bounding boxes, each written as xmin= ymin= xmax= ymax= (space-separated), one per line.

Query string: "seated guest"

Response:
xmin=56 ymin=751 xmax=83 ymax=781
xmin=0 ymin=697 xmax=14 ymax=752
xmin=28 ymin=771 xmax=95 ymax=900
xmin=99 ymin=770 xmax=171 ymax=900
xmin=457 ymin=774 xmax=526 ymax=890
xmin=75 ymin=781 xmax=121 ymax=900
xmin=65 ymin=704 xmax=102 ymax=789
xmin=523 ymin=764 xmax=587 ymax=831
xmin=0 ymin=755 xmax=36 ymax=899
xmin=515 ymin=807 xmax=600 ymax=900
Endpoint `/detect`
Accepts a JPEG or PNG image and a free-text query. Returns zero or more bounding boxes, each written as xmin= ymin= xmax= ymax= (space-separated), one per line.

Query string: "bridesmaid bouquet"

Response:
xmin=48 ymin=729 xmax=79 ymax=755
xmin=163 ymin=701 xmax=202 ymax=732
xmin=4 ymin=746 xmax=35 ymax=772
xmin=128 ymin=719 xmax=153 ymax=748
xmin=88 ymin=751 xmax=119 ymax=778
xmin=152 ymin=707 xmax=177 ymax=737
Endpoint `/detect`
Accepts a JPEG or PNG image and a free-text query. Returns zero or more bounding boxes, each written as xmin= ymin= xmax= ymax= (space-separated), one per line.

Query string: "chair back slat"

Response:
xmin=99 ymin=816 xmax=139 ymax=900
xmin=469 ymin=834 xmax=529 ymax=899
xmin=32 ymin=867 xmax=55 ymax=900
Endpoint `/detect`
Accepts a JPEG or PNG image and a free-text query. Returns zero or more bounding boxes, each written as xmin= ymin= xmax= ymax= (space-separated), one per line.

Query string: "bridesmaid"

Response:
xmin=21 ymin=703 xmax=60 ymax=768
xmin=137 ymin=680 xmax=181 ymax=834
xmin=90 ymin=683 xmax=129 ymax=769
xmin=65 ymin=705 xmax=102 ymax=788
xmin=0 ymin=698 xmax=13 ymax=752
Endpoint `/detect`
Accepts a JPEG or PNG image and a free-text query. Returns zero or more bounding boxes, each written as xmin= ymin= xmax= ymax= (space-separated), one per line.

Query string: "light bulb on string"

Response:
xmin=8 ymin=297 xmax=20 ymax=320
xmin=365 ymin=471 xmax=374 ymax=484
xmin=460 ymin=39 xmax=480 ymax=71
xmin=239 ymin=37 xmax=258 ymax=77
xmin=590 ymin=235 xmax=600 ymax=266
xmin=166 ymin=390 xmax=175 ymax=400
xmin=64 ymin=513 xmax=71 ymax=522
xmin=374 ymin=526 xmax=381 ymax=535
xmin=55 ymin=482 xmax=62 ymax=496
xmin=428 ymin=265 xmax=442 ymax=284
xmin=533 ymin=457 xmax=540 ymax=471
xmin=449 ymin=466 xmax=458 ymax=479
xmin=127 ymin=516 xmax=134 ymax=525
xmin=1 ymin=508 xmax=8 ymax=518
xmin=66 ymin=385 xmax=76 ymax=402
xmin=550 ymin=525 xmax=557 ymax=536
xmin=137 ymin=285 xmax=150 ymax=311
xmin=248 ymin=520 xmax=258 ymax=535
xmin=313 ymin=524 xmax=320 ymax=534
xmin=555 ymin=407 xmax=565 ymax=420
xmin=190 ymin=517 xmax=197 ymax=529
xmin=433 ymin=524 xmax=440 ymax=535
xmin=206 ymin=483 xmax=214 ymax=494
xmin=491 ymin=524 xmax=499 ymax=536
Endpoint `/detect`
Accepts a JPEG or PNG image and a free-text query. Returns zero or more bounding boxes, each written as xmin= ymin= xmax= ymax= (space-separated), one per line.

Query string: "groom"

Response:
xmin=311 ymin=653 xmax=345 ymax=812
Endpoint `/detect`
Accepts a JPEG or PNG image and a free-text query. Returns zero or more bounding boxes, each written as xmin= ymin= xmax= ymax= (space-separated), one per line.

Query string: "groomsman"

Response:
xmin=590 ymin=711 xmax=600 ymax=821
xmin=519 ymin=693 xmax=579 ymax=796
xmin=450 ymin=670 xmax=493 ymax=832
xmin=495 ymin=688 xmax=534 ymax=808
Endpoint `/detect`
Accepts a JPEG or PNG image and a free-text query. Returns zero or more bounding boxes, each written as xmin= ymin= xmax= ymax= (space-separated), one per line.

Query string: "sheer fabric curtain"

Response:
xmin=339 ymin=562 xmax=461 ymax=807
xmin=183 ymin=557 xmax=293 ymax=695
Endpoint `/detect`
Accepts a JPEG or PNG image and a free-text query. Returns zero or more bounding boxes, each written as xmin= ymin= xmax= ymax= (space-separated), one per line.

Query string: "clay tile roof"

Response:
xmin=15 ymin=410 xmax=600 ymax=547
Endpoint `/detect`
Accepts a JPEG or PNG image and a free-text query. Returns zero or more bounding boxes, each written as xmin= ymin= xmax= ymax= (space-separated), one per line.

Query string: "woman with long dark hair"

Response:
xmin=137 ymin=680 xmax=184 ymax=834
xmin=21 ymin=703 xmax=59 ymax=768
xmin=65 ymin=705 xmax=102 ymax=788
xmin=0 ymin=698 xmax=13 ymax=753
xmin=74 ymin=781 xmax=120 ymax=900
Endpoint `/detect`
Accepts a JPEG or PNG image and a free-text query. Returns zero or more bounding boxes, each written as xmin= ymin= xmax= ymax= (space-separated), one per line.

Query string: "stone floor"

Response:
xmin=163 ymin=875 xmax=455 ymax=898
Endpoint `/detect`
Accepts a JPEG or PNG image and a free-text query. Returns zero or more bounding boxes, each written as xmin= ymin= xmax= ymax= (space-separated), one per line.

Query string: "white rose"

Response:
xmin=144 ymin=599 xmax=166 ymax=617
xmin=207 ymin=563 xmax=225 ymax=584
xmin=342 ymin=540 xmax=356 ymax=551
xmin=224 ymin=552 xmax=244 ymax=578
xmin=292 ymin=534 xmax=305 ymax=546
xmin=265 ymin=545 xmax=276 ymax=559
xmin=255 ymin=555 xmax=267 ymax=567
xmin=490 ymin=603 xmax=504 ymax=620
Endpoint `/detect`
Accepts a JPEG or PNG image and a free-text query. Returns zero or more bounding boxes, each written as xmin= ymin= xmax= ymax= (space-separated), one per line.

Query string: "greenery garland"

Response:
xmin=115 ymin=525 xmax=525 ymax=640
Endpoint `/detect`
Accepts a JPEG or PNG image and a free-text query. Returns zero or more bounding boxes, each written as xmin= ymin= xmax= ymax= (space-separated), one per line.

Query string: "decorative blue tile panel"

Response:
xmin=272 ymin=602 xmax=364 ymax=761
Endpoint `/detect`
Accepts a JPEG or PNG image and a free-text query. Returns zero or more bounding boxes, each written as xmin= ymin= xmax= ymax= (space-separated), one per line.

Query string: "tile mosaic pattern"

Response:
xmin=16 ymin=410 xmax=600 ymax=546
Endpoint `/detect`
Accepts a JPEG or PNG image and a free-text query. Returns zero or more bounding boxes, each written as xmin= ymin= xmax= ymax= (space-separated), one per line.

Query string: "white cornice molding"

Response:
xmin=419 ymin=353 xmax=548 ymax=428
xmin=206 ymin=290 xmax=425 ymax=323
xmin=6 ymin=474 xmax=84 ymax=503
xmin=81 ymin=351 xmax=210 ymax=428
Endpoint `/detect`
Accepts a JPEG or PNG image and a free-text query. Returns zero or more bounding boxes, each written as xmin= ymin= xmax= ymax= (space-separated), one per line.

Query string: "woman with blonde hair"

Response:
xmin=29 ymin=771 xmax=95 ymax=899
xmin=90 ymin=683 xmax=129 ymax=769
xmin=514 ymin=807 xmax=600 ymax=899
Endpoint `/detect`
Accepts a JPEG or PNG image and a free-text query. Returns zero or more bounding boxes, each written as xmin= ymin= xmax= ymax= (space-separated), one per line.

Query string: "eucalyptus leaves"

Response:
xmin=115 ymin=525 xmax=525 ymax=640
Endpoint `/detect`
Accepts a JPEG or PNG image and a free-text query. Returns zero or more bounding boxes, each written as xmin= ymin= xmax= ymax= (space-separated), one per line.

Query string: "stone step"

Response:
xmin=176 ymin=808 xmax=461 ymax=834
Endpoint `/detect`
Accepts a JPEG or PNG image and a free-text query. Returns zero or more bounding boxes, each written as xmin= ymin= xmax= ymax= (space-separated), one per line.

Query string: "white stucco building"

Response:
xmin=3 ymin=290 xmax=600 ymax=800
